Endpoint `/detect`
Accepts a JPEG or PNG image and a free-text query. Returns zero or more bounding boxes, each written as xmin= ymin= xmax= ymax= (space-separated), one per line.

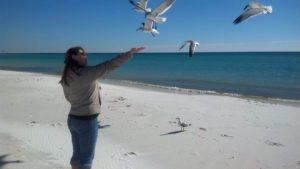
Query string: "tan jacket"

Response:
xmin=61 ymin=52 xmax=132 ymax=116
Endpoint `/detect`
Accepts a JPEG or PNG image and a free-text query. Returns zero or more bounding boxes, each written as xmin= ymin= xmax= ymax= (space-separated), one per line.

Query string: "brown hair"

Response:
xmin=59 ymin=46 xmax=85 ymax=86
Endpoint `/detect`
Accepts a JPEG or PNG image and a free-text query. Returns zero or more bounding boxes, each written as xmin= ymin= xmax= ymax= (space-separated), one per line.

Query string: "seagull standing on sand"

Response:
xmin=179 ymin=40 xmax=199 ymax=57
xmin=130 ymin=0 xmax=176 ymax=36
xmin=233 ymin=2 xmax=273 ymax=24
xmin=176 ymin=118 xmax=191 ymax=131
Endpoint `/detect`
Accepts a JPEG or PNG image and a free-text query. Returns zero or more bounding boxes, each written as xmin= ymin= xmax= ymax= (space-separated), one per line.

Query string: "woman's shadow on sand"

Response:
xmin=0 ymin=154 xmax=22 ymax=169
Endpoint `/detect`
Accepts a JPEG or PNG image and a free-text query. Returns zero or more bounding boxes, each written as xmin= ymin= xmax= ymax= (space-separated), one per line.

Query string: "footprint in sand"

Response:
xmin=26 ymin=121 xmax=39 ymax=127
xmin=108 ymin=100 xmax=118 ymax=103
xmin=220 ymin=134 xmax=234 ymax=138
xmin=228 ymin=156 xmax=234 ymax=159
xmin=51 ymin=122 xmax=63 ymax=127
xmin=107 ymin=106 xmax=118 ymax=111
xmin=136 ymin=113 xmax=148 ymax=117
xmin=265 ymin=140 xmax=284 ymax=147
xmin=199 ymin=127 xmax=207 ymax=131
xmin=124 ymin=152 xmax=138 ymax=157
xmin=168 ymin=121 xmax=177 ymax=127
xmin=191 ymin=152 xmax=199 ymax=156
xmin=110 ymin=154 xmax=127 ymax=161
xmin=117 ymin=96 xmax=126 ymax=101
xmin=109 ymin=96 xmax=126 ymax=103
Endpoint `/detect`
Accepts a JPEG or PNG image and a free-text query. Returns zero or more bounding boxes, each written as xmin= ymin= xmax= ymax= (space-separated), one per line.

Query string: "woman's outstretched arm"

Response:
xmin=84 ymin=47 xmax=144 ymax=82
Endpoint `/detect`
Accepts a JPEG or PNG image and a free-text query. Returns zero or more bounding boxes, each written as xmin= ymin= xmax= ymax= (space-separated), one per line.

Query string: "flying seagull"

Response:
xmin=136 ymin=19 xmax=159 ymax=37
xmin=146 ymin=0 xmax=176 ymax=24
xmin=130 ymin=0 xmax=176 ymax=36
xmin=129 ymin=0 xmax=151 ymax=13
xmin=179 ymin=40 xmax=199 ymax=57
xmin=234 ymin=2 xmax=273 ymax=24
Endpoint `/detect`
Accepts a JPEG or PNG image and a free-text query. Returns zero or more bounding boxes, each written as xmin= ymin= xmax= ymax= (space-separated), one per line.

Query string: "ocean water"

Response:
xmin=0 ymin=52 xmax=300 ymax=100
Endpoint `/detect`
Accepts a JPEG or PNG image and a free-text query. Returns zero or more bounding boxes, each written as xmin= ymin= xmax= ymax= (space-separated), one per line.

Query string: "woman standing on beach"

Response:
xmin=60 ymin=46 xmax=144 ymax=169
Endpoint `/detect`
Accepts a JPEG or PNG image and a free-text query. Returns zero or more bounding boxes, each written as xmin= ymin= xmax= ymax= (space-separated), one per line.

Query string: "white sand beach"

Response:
xmin=0 ymin=70 xmax=300 ymax=169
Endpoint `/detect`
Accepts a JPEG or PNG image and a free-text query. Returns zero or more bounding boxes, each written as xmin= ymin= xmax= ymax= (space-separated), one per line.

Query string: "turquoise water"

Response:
xmin=0 ymin=52 xmax=300 ymax=100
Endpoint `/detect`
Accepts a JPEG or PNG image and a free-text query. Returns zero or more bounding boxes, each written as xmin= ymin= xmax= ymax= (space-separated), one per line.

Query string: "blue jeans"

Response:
xmin=67 ymin=116 xmax=99 ymax=167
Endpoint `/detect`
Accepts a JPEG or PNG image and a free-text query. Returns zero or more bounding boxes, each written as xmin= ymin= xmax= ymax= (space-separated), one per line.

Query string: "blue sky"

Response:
xmin=0 ymin=0 xmax=300 ymax=53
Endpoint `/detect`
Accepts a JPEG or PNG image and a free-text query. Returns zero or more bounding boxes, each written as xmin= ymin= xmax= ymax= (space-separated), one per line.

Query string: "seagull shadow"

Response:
xmin=160 ymin=130 xmax=185 ymax=136
xmin=0 ymin=154 xmax=23 ymax=169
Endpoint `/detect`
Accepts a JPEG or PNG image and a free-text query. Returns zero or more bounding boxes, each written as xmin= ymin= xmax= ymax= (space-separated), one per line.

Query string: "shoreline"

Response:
xmin=1 ymin=69 xmax=300 ymax=105
xmin=100 ymin=79 xmax=300 ymax=107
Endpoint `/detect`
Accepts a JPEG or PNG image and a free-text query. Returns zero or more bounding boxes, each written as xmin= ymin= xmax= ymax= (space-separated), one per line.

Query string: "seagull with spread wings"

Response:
xmin=234 ymin=2 xmax=273 ymax=24
xmin=129 ymin=0 xmax=151 ymax=13
xmin=145 ymin=0 xmax=176 ymax=24
xmin=130 ymin=0 xmax=176 ymax=36
xmin=136 ymin=19 xmax=159 ymax=37
xmin=179 ymin=40 xmax=200 ymax=57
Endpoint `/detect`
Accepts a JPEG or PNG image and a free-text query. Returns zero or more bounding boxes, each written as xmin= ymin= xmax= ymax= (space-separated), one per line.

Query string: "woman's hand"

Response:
xmin=129 ymin=47 xmax=145 ymax=55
